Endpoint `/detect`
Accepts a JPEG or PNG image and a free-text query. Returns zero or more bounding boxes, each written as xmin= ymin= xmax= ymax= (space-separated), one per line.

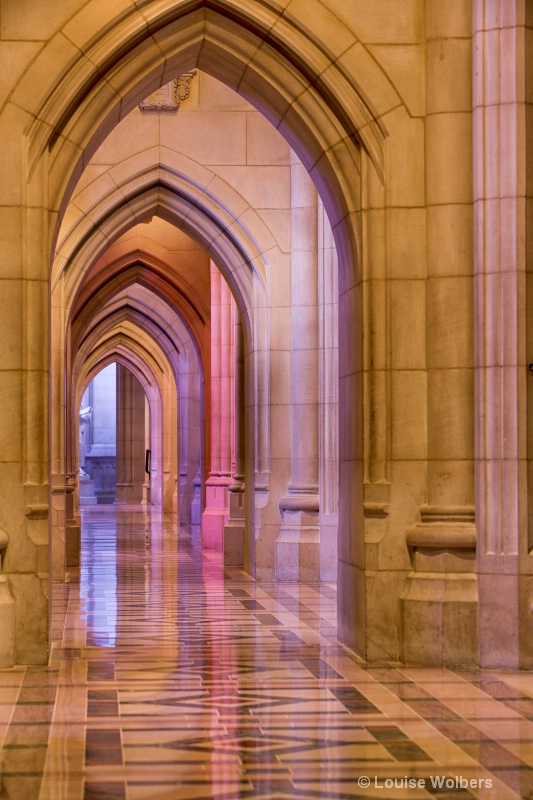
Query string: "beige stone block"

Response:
xmin=0 ymin=372 xmax=22 ymax=463
xmin=0 ymin=577 xmax=16 ymax=667
xmin=0 ymin=463 xmax=23 ymax=544
xmin=319 ymin=518 xmax=338 ymax=581
xmin=269 ymin=252 xmax=291 ymax=308
xmin=336 ymin=0 xmax=423 ymax=44
xmin=389 ymin=207 xmax=427 ymax=279
xmin=390 ymin=279 xmax=426 ymax=370
xmin=228 ymin=206 xmax=279 ymax=260
xmin=412 ymin=549 xmax=447 ymax=573
xmin=285 ymin=0 xmax=357 ymax=57
xmin=198 ymin=72 xmax=249 ymax=111
xmin=361 ymin=209 xmax=386 ymax=281
xmin=0 ymin=281 xmax=23 ymax=370
xmin=257 ymin=210 xmax=291 ymax=253
xmin=13 ymin=33 xmax=82 ymax=116
xmin=391 ymin=371 xmax=427 ymax=460
xmin=49 ymin=136 xmax=84 ymax=212
xmin=382 ymin=107 xmax=425 ymax=207
xmin=291 ymin=305 xmax=318 ymax=346
xmin=0 ymin=207 xmax=24 ymax=278
xmin=9 ymin=573 xmax=48 ymax=665
xmin=478 ymin=573 xmax=519 ymax=668
xmin=280 ymin=97 xmax=347 ymax=179
xmin=0 ymin=104 xmax=31 ymax=206
xmin=427 ymin=204 xmax=473 ymax=277
xmin=214 ymin=165 xmax=290 ymax=210
xmin=400 ymin=572 xmax=478 ymax=666
xmin=426 ymin=38 xmax=472 ymax=114
xmin=269 ymin=307 xmax=292 ymax=352
xmin=91 ymin=110 xmax=159 ymax=164
xmin=364 ymin=370 xmax=388 ymax=470
xmin=0 ymin=0 xmax=85 ymax=40
xmin=291 ymin=403 xmax=318 ymax=461
xmin=339 ymin=373 xmax=362 ymax=464
xmin=237 ymin=51 xmax=298 ymax=128
xmin=246 ymin=112 xmax=290 ymax=167
xmin=161 ymin=111 xmax=247 ymax=166
xmin=527 ymin=32 xmax=533 ymax=104
xmin=197 ymin=41 xmax=246 ymax=99
xmin=73 ymin=172 xmax=123 ymax=218
xmin=270 ymin=350 xmax=291 ymax=405
xmin=426 ymin=113 xmax=473 ymax=206
xmin=526 ymin=104 xmax=533 ymax=190
xmin=338 ymin=462 xmax=364 ymax=564
xmin=426 ymin=0 xmax=473 ymax=38
xmin=56 ymin=201 xmax=83 ymax=248
xmin=337 ymin=561 xmax=366 ymax=657
xmin=337 ymin=42 xmax=400 ymax=117
xmin=518 ymin=575 xmax=533 ymax=668
xmin=427 ymin=276 xmax=473 ymax=369
xmin=366 ymin=569 xmax=407 ymax=661
xmin=428 ymin=368 xmax=474 ymax=460
xmin=62 ymin=0 xmax=136 ymax=50
xmin=338 ymin=286 xmax=363 ymax=377
xmin=367 ymin=44 xmax=425 ymax=118
xmin=389 ymin=459 xmax=426 ymax=520
xmin=269 ymin=404 xmax=292 ymax=460
xmin=0 ymin=41 xmax=43 ymax=109
xmin=428 ymin=460 xmax=475 ymax=507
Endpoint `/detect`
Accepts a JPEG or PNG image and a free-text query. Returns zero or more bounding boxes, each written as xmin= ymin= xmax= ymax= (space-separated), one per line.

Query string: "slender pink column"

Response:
xmin=224 ymin=310 xmax=246 ymax=565
xmin=202 ymin=263 xmax=232 ymax=547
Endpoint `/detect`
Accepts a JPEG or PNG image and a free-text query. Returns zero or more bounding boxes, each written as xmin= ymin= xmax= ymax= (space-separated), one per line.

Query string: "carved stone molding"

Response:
xmin=139 ymin=72 xmax=196 ymax=112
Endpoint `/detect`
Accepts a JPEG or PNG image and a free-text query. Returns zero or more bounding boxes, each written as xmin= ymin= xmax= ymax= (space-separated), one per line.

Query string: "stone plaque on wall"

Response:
xmin=139 ymin=72 xmax=196 ymax=111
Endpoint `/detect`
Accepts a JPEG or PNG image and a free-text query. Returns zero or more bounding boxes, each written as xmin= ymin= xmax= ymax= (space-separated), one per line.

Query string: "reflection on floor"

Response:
xmin=1 ymin=508 xmax=533 ymax=799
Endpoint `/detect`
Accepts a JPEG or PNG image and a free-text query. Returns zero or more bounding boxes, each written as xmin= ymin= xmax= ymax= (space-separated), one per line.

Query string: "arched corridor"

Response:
xmin=1 ymin=505 xmax=532 ymax=800
xmin=0 ymin=0 xmax=532 ymax=684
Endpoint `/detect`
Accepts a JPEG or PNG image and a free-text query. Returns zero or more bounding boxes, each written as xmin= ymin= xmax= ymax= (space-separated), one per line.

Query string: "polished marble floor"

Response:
xmin=1 ymin=508 xmax=533 ymax=799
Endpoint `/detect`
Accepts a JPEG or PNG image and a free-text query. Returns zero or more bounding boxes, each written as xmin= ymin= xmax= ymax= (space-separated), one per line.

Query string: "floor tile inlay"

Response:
xmin=0 ymin=507 xmax=533 ymax=799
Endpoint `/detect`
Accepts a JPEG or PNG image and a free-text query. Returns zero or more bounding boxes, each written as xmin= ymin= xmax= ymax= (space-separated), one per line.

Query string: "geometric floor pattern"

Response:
xmin=1 ymin=508 xmax=533 ymax=799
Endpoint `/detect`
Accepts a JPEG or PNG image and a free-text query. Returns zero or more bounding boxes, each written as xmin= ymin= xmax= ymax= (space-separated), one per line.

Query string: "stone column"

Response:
xmin=115 ymin=365 xmax=145 ymax=504
xmin=202 ymin=263 xmax=231 ymax=546
xmin=276 ymin=152 xmax=320 ymax=581
xmin=400 ymin=2 xmax=477 ymax=666
xmin=473 ymin=0 xmax=531 ymax=668
xmin=318 ymin=200 xmax=338 ymax=581
xmin=223 ymin=308 xmax=246 ymax=565
xmin=142 ymin=395 xmax=151 ymax=505
xmin=0 ymin=530 xmax=15 ymax=667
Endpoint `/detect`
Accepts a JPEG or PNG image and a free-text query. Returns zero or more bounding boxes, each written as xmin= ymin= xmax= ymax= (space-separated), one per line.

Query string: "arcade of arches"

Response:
xmin=0 ymin=0 xmax=532 ymax=679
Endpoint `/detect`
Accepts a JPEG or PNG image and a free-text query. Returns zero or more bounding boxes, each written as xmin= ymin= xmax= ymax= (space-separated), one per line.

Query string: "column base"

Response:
xmin=400 ymin=510 xmax=478 ymax=667
xmin=190 ymin=476 xmax=202 ymax=525
xmin=115 ymin=482 xmax=135 ymax=504
xmin=276 ymin=493 xmax=320 ymax=581
xmin=223 ymin=484 xmax=245 ymax=566
xmin=400 ymin=571 xmax=478 ymax=666
xmin=0 ymin=576 xmax=15 ymax=667
xmin=142 ymin=481 xmax=151 ymax=505
xmin=65 ymin=522 xmax=81 ymax=569
xmin=201 ymin=479 xmax=230 ymax=549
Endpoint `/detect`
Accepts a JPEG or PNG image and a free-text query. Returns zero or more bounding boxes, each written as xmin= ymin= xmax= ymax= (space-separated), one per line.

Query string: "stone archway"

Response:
xmin=2 ymin=0 xmax=411 ymax=666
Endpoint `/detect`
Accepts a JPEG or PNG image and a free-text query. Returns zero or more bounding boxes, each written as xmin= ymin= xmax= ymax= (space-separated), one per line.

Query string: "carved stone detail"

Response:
xmin=139 ymin=72 xmax=196 ymax=112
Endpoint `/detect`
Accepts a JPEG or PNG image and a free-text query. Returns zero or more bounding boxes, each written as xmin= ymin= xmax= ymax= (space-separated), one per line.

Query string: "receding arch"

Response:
xmin=54 ymin=175 xmax=273 ymax=344
xmin=20 ymin=1 xmax=388 ymax=238
xmin=38 ymin=0 xmax=377 ymax=656
xmin=77 ymin=331 xmax=175 ymax=513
